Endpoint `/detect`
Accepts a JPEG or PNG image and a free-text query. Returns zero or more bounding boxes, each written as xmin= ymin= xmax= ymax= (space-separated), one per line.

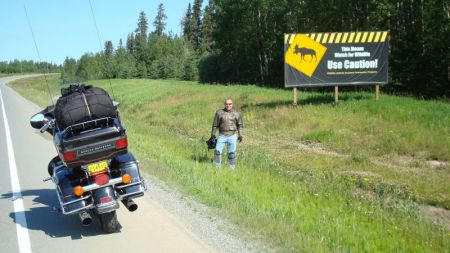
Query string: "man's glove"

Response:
xmin=207 ymin=135 xmax=217 ymax=149
xmin=238 ymin=135 xmax=243 ymax=142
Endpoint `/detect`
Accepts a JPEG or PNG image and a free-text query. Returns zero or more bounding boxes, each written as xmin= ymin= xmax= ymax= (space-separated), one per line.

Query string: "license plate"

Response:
xmin=87 ymin=161 xmax=108 ymax=175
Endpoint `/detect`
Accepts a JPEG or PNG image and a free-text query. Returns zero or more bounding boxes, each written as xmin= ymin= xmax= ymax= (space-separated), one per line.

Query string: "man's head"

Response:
xmin=224 ymin=98 xmax=233 ymax=111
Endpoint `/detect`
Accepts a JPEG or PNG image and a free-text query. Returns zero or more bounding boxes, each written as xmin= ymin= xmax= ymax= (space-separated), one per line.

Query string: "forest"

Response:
xmin=0 ymin=60 xmax=59 ymax=74
xmin=3 ymin=0 xmax=449 ymax=98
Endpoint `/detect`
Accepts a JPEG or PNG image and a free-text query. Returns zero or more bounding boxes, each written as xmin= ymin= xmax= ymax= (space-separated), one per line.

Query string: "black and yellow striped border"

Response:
xmin=285 ymin=31 xmax=388 ymax=44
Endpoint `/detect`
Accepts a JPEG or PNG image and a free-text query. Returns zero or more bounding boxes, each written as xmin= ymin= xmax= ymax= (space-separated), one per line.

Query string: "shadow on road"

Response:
xmin=1 ymin=189 xmax=122 ymax=239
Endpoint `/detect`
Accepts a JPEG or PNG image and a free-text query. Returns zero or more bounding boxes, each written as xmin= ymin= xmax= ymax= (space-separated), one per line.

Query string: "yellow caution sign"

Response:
xmin=285 ymin=34 xmax=327 ymax=77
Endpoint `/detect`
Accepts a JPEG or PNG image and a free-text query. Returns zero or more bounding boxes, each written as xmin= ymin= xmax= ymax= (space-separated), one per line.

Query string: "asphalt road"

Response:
xmin=0 ymin=76 xmax=215 ymax=253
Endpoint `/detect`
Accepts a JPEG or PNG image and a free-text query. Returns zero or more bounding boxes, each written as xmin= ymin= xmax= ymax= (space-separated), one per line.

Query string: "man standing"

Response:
xmin=211 ymin=98 xmax=243 ymax=170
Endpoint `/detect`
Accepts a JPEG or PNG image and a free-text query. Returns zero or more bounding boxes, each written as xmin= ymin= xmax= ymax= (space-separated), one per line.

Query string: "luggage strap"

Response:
xmin=81 ymin=92 xmax=92 ymax=120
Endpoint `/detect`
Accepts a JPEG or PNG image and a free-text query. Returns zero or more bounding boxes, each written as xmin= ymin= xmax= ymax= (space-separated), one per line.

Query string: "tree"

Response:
xmin=135 ymin=11 xmax=148 ymax=43
xmin=153 ymin=3 xmax=167 ymax=36
xmin=209 ymin=0 xmax=261 ymax=83
xmin=191 ymin=0 xmax=203 ymax=49
xmin=118 ymin=38 xmax=124 ymax=49
xmin=0 ymin=60 xmax=59 ymax=74
xmin=61 ymin=57 xmax=77 ymax=81
xmin=134 ymin=11 xmax=150 ymax=76
xmin=200 ymin=3 xmax=214 ymax=53
xmin=126 ymin=33 xmax=135 ymax=54
xmin=103 ymin=40 xmax=114 ymax=78
xmin=421 ymin=0 xmax=450 ymax=97
xmin=76 ymin=53 xmax=101 ymax=81
xmin=182 ymin=4 xmax=194 ymax=44
xmin=60 ymin=0 xmax=449 ymax=97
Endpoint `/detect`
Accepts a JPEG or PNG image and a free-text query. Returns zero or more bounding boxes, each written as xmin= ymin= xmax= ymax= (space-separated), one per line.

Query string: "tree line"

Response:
xmin=61 ymin=3 xmax=198 ymax=83
xmin=60 ymin=0 xmax=448 ymax=98
xmin=0 ymin=60 xmax=59 ymax=74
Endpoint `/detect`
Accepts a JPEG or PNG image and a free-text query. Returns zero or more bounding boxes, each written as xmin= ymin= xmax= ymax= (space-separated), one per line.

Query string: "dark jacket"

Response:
xmin=211 ymin=109 xmax=243 ymax=136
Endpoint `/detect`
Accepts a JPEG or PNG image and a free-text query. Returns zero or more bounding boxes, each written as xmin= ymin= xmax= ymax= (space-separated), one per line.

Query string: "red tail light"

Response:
xmin=94 ymin=174 xmax=110 ymax=186
xmin=115 ymin=138 xmax=128 ymax=149
xmin=63 ymin=151 xmax=76 ymax=161
xmin=100 ymin=196 xmax=113 ymax=204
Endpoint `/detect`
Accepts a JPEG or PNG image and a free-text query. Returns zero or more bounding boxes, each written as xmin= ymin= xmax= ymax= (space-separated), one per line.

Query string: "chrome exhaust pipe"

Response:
xmin=79 ymin=211 xmax=92 ymax=226
xmin=121 ymin=199 xmax=138 ymax=212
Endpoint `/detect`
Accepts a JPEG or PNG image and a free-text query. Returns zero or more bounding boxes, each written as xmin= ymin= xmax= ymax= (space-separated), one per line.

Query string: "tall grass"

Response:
xmin=10 ymin=76 xmax=449 ymax=252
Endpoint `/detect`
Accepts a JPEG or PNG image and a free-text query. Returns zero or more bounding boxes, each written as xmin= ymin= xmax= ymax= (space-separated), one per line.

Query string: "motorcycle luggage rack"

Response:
xmin=64 ymin=117 xmax=116 ymax=133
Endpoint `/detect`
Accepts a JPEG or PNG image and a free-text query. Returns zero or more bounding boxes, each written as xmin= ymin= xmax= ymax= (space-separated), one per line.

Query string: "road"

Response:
xmin=0 ymin=75 xmax=216 ymax=253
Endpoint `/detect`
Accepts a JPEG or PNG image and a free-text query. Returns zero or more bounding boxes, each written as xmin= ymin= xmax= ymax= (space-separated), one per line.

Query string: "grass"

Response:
xmin=0 ymin=73 xmax=19 ymax=77
xmin=9 ymin=76 xmax=450 ymax=252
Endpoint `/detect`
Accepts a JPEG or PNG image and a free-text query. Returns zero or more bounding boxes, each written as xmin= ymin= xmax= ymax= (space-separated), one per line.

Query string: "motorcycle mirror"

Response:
xmin=30 ymin=113 xmax=45 ymax=129
xmin=113 ymin=101 xmax=120 ymax=108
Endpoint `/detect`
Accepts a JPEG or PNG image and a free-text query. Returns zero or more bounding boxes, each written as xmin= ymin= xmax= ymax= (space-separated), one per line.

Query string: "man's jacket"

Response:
xmin=211 ymin=109 xmax=243 ymax=136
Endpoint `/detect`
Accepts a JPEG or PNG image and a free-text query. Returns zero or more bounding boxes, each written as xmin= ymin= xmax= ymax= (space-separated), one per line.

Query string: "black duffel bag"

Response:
xmin=55 ymin=84 xmax=117 ymax=130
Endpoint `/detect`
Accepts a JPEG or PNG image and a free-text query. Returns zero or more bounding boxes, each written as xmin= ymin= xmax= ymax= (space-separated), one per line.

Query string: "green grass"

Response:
xmin=9 ymin=76 xmax=450 ymax=252
xmin=0 ymin=73 xmax=18 ymax=77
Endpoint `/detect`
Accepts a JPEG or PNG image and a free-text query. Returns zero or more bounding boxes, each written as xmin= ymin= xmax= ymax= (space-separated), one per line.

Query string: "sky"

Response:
xmin=0 ymin=0 xmax=194 ymax=65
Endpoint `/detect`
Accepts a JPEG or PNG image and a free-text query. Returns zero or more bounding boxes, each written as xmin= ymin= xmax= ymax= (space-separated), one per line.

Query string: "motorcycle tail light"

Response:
xmin=115 ymin=138 xmax=128 ymax=149
xmin=63 ymin=151 xmax=76 ymax=161
xmin=100 ymin=196 xmax=113 ymax=204
xmin=122 ymin=173 xmax=132 ymax=184
xmin=73 ymin=186 xmax=84 ymax=197
xmin=94 ymin=174 xmax=110 ymax=186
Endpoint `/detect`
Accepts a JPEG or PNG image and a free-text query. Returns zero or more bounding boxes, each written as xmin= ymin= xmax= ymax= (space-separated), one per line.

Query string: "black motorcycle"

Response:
xmin=30 ymin=84 xmax=146 ymax=233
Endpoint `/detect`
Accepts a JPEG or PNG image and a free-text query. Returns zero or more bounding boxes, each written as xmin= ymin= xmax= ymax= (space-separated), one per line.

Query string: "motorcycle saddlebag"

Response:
xmin=55 ymin=86 xmax=117 ymax=130
xmin=110 ymin=152 xmax=145 ymax=199
xmin=54 ymin=166 xmax=91 ymax=214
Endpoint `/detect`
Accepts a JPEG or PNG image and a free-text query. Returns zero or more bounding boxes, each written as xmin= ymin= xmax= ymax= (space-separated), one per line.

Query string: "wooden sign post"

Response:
xmin=293 ymin=87 xmax=298 ymax=106
xmin=375 ymin=85 xmax=380 ymax=101
xmin=334 ymin=86 xmax=339 ymax=103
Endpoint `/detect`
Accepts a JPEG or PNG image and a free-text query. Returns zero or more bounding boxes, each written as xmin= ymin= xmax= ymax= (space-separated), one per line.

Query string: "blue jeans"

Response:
xmin=214 ymin=134 xmax=237 ymax=169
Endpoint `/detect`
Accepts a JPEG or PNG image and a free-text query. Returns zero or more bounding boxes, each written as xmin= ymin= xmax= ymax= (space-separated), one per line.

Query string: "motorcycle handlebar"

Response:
xmin=39 ymin=119 xmax=54 ymax=133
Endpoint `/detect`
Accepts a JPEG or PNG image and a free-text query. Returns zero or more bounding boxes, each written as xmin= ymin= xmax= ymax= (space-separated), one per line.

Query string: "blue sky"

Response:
xmin=1 ymin=0 xmax=195 ymax=65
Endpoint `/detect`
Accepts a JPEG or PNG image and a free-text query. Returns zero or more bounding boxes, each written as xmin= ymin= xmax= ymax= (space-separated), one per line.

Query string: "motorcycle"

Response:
xmin=30 ymin=84 xmax=146 ymax=233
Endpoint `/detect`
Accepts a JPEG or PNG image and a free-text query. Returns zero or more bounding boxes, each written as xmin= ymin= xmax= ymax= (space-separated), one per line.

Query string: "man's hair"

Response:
xmin=224 ymin=98 xmax=233 ymax=104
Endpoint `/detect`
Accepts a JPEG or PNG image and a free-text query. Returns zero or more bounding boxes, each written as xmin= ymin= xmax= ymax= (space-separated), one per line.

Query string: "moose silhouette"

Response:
xmin=293 ymin=45 xmax=317 ymax=63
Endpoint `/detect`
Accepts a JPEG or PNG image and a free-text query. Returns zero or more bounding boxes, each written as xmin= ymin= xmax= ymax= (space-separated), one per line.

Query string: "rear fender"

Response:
xmin=92 ymin=186 xmax=119 ymax=214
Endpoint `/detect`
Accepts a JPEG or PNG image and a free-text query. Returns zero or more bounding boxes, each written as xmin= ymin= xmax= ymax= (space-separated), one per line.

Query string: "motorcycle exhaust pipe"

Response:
xmin=79 ymin=211 xmax=92 ymax=226
xmin=121 ymin=199 xmax=138 ymax=212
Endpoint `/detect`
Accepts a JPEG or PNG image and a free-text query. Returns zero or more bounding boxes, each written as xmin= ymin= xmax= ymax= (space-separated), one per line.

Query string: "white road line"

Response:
xmin=0 ymin=88 xmax=32 ymax=253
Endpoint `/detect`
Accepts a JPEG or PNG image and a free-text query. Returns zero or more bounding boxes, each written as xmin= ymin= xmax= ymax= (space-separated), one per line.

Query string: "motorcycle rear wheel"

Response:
xmin=99 ymin=211 xmax=118 ymax=233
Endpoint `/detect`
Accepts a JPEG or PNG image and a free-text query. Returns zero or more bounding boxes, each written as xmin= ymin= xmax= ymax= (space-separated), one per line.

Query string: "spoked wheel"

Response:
xmin=99 ymin=211 xmax=118 ymax=233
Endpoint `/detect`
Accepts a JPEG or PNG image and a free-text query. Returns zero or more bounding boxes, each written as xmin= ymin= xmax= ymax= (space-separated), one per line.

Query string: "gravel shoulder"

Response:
xmin=142 ymin=171 xmax=273 ymax=253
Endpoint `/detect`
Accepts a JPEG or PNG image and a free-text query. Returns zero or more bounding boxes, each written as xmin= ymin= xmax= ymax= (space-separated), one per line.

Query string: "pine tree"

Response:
xmin=118 ymin=39 xmax=123 ymax=49
xmin=134 ymin=11 xmax=150 ymax=77
xmin=126 ymin=33 xmax=135 ymax=54
xmin=103 ymin=41 xmax=114 ymax=78
xmin=153 ymin=3 xmax=167 ymax=36
xmin=182 ymin=4 xmax=194 ymax=43
xmin=104 ymin=41 xmax=114 ymax=60
xmin=191 ymin=0 xmax=203 ymax=49
xmin=200 ymin=3 xmax=214 ymax=53
xmin=61 ymin=57 xmax=77 ymax=80
xmin=135 ymin=11 xmax=148 ymax=43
